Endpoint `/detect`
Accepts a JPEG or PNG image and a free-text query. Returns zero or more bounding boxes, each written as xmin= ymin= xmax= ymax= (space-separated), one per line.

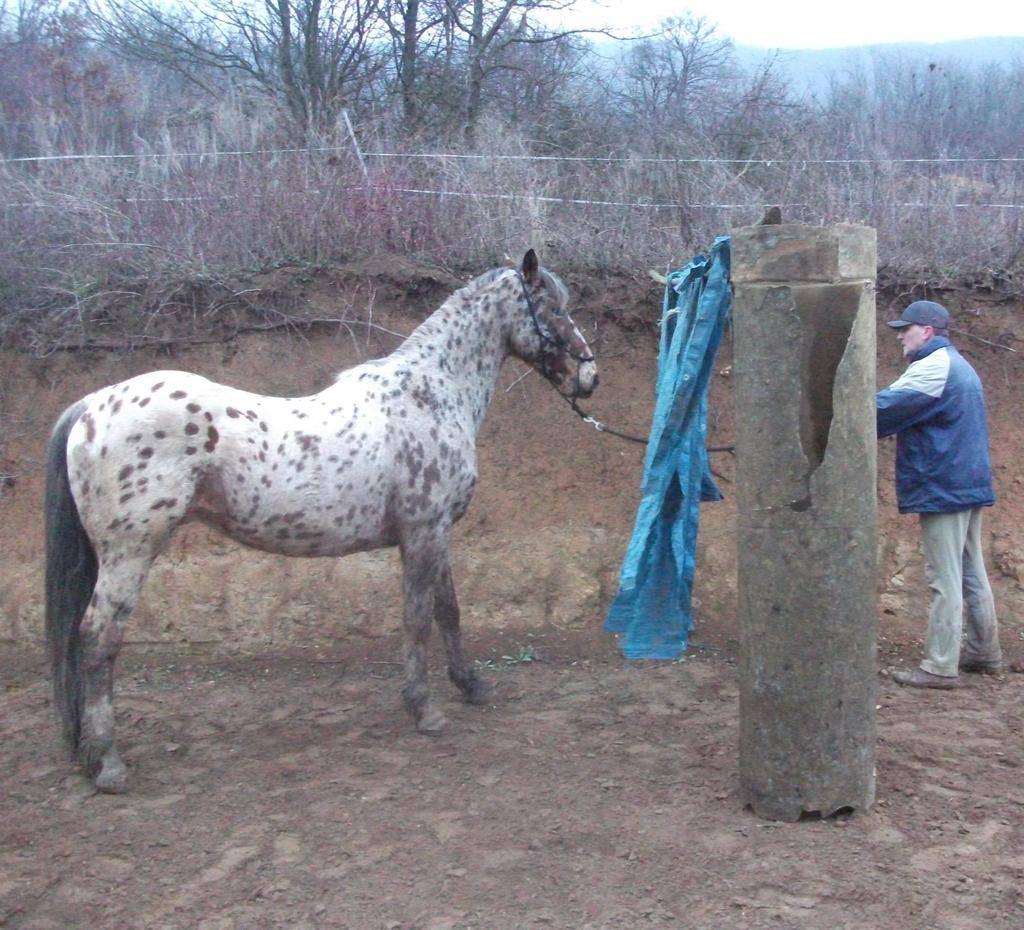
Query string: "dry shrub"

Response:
xmin=2 ymin=121 xmax=1022 ymax=352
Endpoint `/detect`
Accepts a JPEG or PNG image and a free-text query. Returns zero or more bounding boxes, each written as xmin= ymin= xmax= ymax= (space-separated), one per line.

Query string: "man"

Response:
xmin=876 ymin=300 xmax=1003 ymax=689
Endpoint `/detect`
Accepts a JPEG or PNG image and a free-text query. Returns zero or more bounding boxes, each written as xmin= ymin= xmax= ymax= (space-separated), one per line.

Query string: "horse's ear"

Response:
xmin=502 ymin=252 xmax=516 ymax=268
xmin=521 ymin=249 xmax=539 ymax=284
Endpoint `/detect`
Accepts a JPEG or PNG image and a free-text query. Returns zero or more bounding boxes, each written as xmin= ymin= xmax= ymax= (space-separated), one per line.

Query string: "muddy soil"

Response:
xmin=2 ymin=258 xmax=1024 ymax=928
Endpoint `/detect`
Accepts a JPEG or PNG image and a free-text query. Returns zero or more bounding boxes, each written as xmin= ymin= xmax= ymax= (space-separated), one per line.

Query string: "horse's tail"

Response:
xmin=44 ymin=400 xmax=97 ymax=758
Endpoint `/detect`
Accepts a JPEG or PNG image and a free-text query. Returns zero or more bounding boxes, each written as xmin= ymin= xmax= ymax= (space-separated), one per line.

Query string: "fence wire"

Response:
xmin=1 ymin=145 xmax=1022 ymax=330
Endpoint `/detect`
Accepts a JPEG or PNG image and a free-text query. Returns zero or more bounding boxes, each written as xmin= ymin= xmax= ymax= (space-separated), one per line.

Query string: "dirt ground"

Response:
xmin=2 ymin=258 xmax=1024 ymax=928
xmin=2 ymin=631 xmax=1023 ymax=930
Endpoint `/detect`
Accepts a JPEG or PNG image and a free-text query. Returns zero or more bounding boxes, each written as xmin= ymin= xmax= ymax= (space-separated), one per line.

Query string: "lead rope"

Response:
xmin=564 ymin=394 xmax=647 ymax=445
xmin=562 ymin=392 xmax=735 ymax=454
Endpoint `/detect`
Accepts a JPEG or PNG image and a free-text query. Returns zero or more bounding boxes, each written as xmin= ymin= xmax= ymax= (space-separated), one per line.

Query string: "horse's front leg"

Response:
xmin=399 ymin=534 xmax=448 ymax=734
xmin=435 ymin=561 xmax=493 ymax=706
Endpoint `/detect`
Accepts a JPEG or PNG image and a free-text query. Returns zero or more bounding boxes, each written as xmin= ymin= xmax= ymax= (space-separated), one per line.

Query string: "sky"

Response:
xmin=552 ymin=0 xmax=1024 ymax=49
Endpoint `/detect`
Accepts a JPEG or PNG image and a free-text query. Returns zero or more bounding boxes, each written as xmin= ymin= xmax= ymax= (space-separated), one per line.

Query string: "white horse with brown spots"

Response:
xmin=45 ymin=250 xmax=598 ymax=793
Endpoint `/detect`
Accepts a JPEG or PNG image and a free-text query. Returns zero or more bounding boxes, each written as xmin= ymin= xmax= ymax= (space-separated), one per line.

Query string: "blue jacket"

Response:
xmin=876 ymin=336 xmax=995 ymax=514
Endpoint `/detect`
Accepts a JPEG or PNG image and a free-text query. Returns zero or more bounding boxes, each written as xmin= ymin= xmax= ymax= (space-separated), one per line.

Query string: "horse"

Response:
xmin=44 ymin=249 xmax=598 ymax=793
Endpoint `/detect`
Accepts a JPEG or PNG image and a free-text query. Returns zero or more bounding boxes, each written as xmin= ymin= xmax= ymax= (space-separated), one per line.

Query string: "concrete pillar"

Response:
xmin=731 ymin=223 xmax=878 ymax=821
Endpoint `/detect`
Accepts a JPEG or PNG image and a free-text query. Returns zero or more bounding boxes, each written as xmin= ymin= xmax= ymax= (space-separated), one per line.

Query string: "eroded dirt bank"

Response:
xmin=2 ymin=259 xmax=1022 ymax=654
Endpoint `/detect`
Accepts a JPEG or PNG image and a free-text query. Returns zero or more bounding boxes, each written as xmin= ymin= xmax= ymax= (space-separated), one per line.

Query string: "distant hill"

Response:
xmin=736 ymin=36 xmax=1024 ymax=97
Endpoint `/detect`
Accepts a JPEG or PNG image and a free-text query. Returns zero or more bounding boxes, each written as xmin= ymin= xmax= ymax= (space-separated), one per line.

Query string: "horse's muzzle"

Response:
xmin=575 ymin=361 xmax=599 ymax=398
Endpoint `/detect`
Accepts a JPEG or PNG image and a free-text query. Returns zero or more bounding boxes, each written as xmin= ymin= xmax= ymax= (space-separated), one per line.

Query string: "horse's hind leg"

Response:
xmin=78 ymin=556 xmax=152 ymax=792
xmin=435 ymin=562 xmax=493 ymax=706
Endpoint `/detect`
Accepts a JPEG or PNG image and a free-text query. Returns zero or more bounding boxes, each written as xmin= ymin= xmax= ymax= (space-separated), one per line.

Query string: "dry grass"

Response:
xmin=2 ymin=122 xmax=1023 ymax=351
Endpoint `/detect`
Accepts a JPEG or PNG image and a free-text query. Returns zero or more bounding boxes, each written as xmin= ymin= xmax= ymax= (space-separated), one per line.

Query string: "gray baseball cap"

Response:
xmin=886 ymin=300 xmax=950 ymax=330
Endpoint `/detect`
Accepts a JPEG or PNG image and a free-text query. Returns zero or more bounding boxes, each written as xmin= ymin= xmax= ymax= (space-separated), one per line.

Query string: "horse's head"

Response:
xmin=508 ymin=250 xmax=599 ymax=399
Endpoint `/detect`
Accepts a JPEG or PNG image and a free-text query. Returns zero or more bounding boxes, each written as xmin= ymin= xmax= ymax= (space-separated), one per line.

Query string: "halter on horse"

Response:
xmin=44 ymin=250 xmax=598 ymax=792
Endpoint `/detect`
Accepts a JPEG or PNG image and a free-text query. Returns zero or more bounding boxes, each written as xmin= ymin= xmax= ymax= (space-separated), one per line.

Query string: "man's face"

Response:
xmin=896 ymin=323 xmax=934 ymax=358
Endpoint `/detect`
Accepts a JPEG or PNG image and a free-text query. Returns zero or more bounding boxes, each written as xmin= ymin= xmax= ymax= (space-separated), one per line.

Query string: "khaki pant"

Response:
xmin=918 ymin=508 xmax=1002 ymax=678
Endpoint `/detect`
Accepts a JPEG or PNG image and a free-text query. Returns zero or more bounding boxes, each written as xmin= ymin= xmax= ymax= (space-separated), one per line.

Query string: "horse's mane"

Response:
xmin=380 ymin=263 xmax=568 ymax=366
xmin=464 ymin=267 xmax=510 ymax=291
xmin=463 ymin=264 xmax=568 ymax=304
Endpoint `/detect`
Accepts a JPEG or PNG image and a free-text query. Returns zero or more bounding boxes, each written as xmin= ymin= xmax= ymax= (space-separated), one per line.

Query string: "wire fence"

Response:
xmin=1 ymin=142 xmax=1022 ymax=346
xmin=5 ymin=147 xmax=1024 ymax=166
xmin=14 ymin=148 xmax=1023 ymax=220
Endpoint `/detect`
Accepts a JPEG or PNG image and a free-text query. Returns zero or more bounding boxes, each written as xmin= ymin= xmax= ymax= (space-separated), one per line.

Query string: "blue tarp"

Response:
xmin=605 ymin=236 xmax=732 ymax=659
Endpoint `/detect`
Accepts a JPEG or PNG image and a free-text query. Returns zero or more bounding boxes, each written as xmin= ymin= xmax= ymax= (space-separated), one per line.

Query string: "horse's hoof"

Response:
xmin=417 ymin=706 xmax=448 ymax=734
xmin=94 ymin=760 xmax=129 ymax=794
xmin=465 ymin=679 xmax=495 ymax=706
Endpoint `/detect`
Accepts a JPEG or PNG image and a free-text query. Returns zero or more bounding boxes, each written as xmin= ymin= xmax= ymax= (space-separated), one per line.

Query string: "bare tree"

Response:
xmin=484 ymin=27 xmax=583 ymax=137
xmin=709 ymin=50 xmax=799 ymax=159
xmin=0 ymin=0 xmax=140 ymax=155
xmin=439 ymin=0 xmax=605 ymax=145
xmin=86 ymin=0 xmax=385 ymax=135
xmin=813 ymin=50 xmax=1024 ymax=160
xmin=380 ymin=0 xmax=453 ymax=128
xmin=613 ymin=16 xmax=733 ymax=146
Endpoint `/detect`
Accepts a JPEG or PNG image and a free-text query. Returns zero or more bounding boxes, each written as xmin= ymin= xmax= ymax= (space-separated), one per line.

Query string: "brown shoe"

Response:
xmin=958 ymin=656 xmax=1003 ymax=674
xmin=892 ymin=667 xmax=959 ymax=690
